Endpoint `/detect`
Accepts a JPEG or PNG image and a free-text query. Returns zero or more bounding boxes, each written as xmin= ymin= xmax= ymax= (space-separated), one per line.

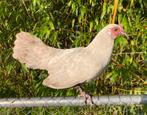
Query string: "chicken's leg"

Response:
xmin=75 ymin=85 xmax=95 ymax=106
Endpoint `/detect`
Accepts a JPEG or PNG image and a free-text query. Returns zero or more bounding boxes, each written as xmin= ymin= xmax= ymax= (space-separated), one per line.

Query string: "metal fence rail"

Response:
xmin=0 ymin=95 xmax=147 ymax=107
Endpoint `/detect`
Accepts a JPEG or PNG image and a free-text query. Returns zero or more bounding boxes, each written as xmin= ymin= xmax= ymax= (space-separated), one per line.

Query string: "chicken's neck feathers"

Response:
xmin=87 ymin=29 xmax=114 ymax=51
xmin=86 ymin=30 xmax=114 ymax=68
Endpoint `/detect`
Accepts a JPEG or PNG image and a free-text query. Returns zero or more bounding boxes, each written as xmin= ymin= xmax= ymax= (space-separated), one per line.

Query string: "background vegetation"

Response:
xmin=0 ymin=0 xmax=147 ymax=114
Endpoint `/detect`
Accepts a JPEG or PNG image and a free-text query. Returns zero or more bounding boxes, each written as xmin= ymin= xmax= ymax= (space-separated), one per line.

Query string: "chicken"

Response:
xmin=13 ymin=24 xmax=129 ymax=104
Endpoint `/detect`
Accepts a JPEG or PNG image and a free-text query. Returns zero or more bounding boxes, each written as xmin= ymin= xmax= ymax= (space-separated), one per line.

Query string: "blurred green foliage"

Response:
xmin=0 ymin=0 xmax=147 ymax=114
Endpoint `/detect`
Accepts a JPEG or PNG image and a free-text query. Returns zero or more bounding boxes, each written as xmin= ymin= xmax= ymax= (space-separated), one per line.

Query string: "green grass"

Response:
xmin=0 ymin=0 xmax=147 ymax=114
xmin=0 ymin=105 xmax=145 ymax=115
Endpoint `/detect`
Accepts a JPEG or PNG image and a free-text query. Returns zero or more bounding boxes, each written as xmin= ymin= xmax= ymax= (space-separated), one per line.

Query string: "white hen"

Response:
xmin=13 ymin=24 xmax=128 ymax=89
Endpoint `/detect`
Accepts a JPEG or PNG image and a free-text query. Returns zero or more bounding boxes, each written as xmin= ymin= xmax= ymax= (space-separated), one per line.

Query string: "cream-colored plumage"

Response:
xmin=13 ymin=24 xmax=127 ymax=89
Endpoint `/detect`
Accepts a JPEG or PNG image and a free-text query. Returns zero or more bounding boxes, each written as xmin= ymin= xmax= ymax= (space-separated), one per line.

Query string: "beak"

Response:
xmin=119 ymin=24 xmax=129 ymax=40
xmin=121 ymin=32 xmax=129 ymax=40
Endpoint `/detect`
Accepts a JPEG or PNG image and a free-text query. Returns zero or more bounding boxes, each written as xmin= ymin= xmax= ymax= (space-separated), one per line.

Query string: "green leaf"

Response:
xmin=71 ymin=2 xmax=76 ymax=13
xmin=100 ymin=1 xmax=106 ymax=20
xmin=72 ymin=19 xmax=75 ymax=28
xmin=89 ymin=21 xmax=93 ymax=32
xmin=49 ymin=21 xmax=55 ymax=30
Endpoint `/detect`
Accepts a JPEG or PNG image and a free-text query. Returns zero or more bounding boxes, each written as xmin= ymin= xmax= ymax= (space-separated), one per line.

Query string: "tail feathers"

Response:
xmin=13 ymin=32 xmax=49 ymax=69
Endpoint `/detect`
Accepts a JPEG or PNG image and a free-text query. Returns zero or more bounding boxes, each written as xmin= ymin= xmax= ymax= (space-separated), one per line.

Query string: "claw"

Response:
xmin=75 ymin=86 xmax=95 ymax=106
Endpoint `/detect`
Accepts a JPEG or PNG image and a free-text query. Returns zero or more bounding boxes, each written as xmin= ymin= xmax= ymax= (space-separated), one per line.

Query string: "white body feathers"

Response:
xmin=13 ymin=24 xmax=116 ymax=89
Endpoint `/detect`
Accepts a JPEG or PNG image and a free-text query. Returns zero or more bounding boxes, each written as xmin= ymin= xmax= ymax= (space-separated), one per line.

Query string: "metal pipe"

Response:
xmin=0 ymin=95 xmax=147 ymax=107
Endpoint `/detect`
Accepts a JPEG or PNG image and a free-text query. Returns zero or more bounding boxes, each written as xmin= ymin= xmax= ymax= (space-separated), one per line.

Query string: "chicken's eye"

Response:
xmin=114 ymin=28 xmax=119 ymax=31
